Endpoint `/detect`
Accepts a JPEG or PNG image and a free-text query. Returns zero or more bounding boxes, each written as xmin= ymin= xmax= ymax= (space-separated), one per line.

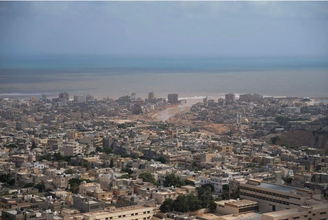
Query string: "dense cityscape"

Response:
xmin=0 ymin=92 xmax=327 ymax=220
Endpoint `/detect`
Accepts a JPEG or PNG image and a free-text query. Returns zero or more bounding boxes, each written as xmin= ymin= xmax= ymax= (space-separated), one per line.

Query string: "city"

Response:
xmin=0 ymin=92 xmax=327 ymax=220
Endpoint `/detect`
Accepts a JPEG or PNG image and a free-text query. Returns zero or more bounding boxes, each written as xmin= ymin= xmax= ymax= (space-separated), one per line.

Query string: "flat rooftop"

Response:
xmin=218 ymin=212 xmax=262 ymax=220
xmin=257 ymin=182 xmax=295 ymax=193
xmin=263 ymin=203 xmax=328 ymax=217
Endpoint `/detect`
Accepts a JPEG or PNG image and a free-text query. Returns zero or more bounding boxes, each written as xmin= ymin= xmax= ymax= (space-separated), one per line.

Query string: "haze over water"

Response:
xmin=0 ymin=56 xmax=327 ymax=99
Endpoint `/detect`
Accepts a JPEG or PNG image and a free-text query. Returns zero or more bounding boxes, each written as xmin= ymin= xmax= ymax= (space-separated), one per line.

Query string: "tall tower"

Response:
xmin=148 ymin=92 xmax=155 ymax=100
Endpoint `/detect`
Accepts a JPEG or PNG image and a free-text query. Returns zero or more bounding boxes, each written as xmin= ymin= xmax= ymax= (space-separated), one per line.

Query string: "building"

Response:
xmin=200 ymin=173 xmax=229 ymax=193
xmin=131 ymin=92 xmax=136 ymax=101
xmin=225 ymin=93 xmax=235 ymax=104
xmin=82 ymin=205 xmax=154 ymax=220
xmin=215 ymin=199 xmax=258 ymax=215
xmin=239 ymin=179 xmax=322 ymax=213
xmin=59 ymin=142 xmax=83 ymax=156
xmin=148 ymin=92 xmax=155 ymax=101
xmin=168 ymin=94 xmax=179 ymax=104
xmin=72 ymin=194 xmax=106 ymax=213
xmin=74 ymin=95 xmax=86 ymax=103
xmin=86 ymin=94 xmax=94 ymax=102
xmin=262 ymin=203 xmax=328 ymax=220
xmin=59 ymin=92 xmax=69 ymax=100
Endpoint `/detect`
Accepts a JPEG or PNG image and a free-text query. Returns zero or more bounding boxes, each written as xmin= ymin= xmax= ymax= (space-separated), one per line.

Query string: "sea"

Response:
xmin=0 ymin=55 xmax=327 ymax=100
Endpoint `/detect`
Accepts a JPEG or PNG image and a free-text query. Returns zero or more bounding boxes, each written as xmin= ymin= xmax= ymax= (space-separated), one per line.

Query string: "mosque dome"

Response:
xmin=242 ymin=118 xmax=249 ymax=123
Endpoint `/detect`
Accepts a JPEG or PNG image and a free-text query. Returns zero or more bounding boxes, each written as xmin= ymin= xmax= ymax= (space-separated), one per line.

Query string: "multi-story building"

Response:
xmin=215 ymin=199 xmax=258 ymax=215
xmin=82 ymin=205 xmax=154 ymax=220
xmin=74 ymin=95 xmax=86 ymax=103
xmin=59 ymin=92 xmax=69 ymax=100
xmin=200 ymin=173 xmax=229 ymax=193
xmin=262 ymin=203 xmax=328 ymax=220
xmin=148 ymin=92 xmax=155 ymax=101
xmin=225 ymin=93 xmax=236 ymax=104
xmin=240 ymin=179 xmax=322 ymax=213
xmin=59 ymin=142 xmax=83 ymax=156
xmin=168 ymin=94 xmax=179 ymax=104
xmin=73 ymin=194 xmax=106 ymax=213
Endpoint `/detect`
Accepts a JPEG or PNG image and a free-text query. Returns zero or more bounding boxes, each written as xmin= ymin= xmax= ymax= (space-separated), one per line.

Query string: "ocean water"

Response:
xmin=0 ymin=56 xmax=327 ymax=99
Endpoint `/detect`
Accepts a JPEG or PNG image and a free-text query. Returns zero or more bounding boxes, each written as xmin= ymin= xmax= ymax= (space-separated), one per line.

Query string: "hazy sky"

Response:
xmin=0 ymin=1 xmax=328 ymax=58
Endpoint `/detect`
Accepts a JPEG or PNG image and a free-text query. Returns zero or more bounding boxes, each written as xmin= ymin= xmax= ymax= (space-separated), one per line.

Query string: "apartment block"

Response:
xmin=240 ymin=179 xmax=322 ymax=213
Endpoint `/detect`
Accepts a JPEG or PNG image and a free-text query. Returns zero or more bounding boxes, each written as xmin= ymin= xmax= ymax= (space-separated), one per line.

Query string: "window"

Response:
xmin=119 ymin=216 xmax=121 ymax=218
xmin=131 ymin=214 xmax=134 ymax=216
xmin=147 ymin=211 xmax=150 ymax=214
xmin=123 ymin=215 xmax=126 ymax=217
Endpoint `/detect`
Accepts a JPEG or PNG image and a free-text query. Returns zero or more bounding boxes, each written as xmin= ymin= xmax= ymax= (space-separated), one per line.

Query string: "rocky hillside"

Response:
xmin=267 ymin=117 xmax=328 ymax=155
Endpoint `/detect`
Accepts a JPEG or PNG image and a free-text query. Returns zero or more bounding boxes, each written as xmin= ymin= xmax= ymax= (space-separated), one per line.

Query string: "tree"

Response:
xmin=6 ymin=144 xmax=17 ymax=149
xmin=187 ymin=194 xmax=202 ymax=211
xmin=0 ymin=173 xmax=15 ymax=185
xmin=34 ymin=182 xmax=46 ymax=192
xmin=23 ymin=183 xmax=35 ymax=188
xmin=119 ymin=174 xmax=131 ymax=179
xmin=230 ymin=187 xmax=240 ymax=199
xmin=271 ymin=136 xmax=280 ymax=145
xmin=155 ymin=156 xmax=166 ymax=164
xmin=160 ymin=198 xmax=174 ymax=213
xmin=139 ymin=172 xmax=156 ymax=184
xmin=197 ymin=185 xmax=215 ymax=209
xmin=209 ymin=201 xmax=217 ymax=211
xmin=222 ymin=184 xmax=230 ymax=200
xmin=31 ymin=141 xmax=37 ymax=150
xmin=173 ymin=195 xmax=190 ymax=212
xmin=109 ymin=158 xmax=114 ymax=168
xmin=68 ymin=178 xmax=92 ymax=194
xmin=64 ymin=169 xmax=74 ymax=174
xmin=164 ymin=174 xmax=185 ymax=187
xmin=121 ymin=168 xmax=133 ymax=175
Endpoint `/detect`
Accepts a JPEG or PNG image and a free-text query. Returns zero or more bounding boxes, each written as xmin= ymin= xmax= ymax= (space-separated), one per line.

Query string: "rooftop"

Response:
xmin=258 ymin=182 xmax=295 ymax=193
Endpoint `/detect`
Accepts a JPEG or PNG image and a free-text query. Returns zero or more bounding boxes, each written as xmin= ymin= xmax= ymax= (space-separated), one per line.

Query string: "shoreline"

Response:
xmin=1 ymin=93 xmax=328 ymax=101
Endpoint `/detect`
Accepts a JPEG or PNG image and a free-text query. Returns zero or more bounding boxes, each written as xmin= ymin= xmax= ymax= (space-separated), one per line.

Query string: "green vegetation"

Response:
xmin=64 ymin=169 xmax=74 ymax=174
xmin=159 ymin=185 xmax=216 ymax=213
xmin=39 ymin=152 xmax=70 ymax=162
xmin=68 ymin=178 xmax=93 ymax=194
xmin=31 ymin=141 xmax=37 ymax=150
xmin=139 ymin=172 xmax=156 ymax=184
xmin=221 ymin=184 xmax=230 ymax=200
xmin=109 ymin=158 xmax=114 ymax=168
xmin=282 ymin=177 xmax=293 ymax=184
xmin=154 ymin=156 xmax=166 ymax=164
xmin=159 ymin=198 xmax=174 ymax=213
xmin=34 ymin=182 xmax=46 ymax=192
xmin=6 ymin=144 xmax=17 ymax=149
xmin=96 ymin=146 xmax=112 ymax=154
xmin=119 ymin=174 xmax=131 ymax=179
xmin=164 ymin=174 xmax=188 ymax=187
xmin=0 ymin=173 xmax=15 ymax=185
xmin=23 ymin=183 xmax=35 ymax=188
xmin=121 ymin=168 xmax=133 ymax=175
xmin=230 ymin=187 xmax=240 ymax=199
xmin=271 ymin=136 xmax=280 ymax=145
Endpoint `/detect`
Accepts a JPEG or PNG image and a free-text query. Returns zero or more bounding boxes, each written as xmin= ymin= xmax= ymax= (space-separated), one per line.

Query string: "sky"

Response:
xmin=0 ymin=1 xmax=328 ymax=58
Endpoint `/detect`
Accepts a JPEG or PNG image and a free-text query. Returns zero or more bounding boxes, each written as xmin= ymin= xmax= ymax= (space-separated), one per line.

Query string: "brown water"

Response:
xmin=155 ymin=98 xmax=204 ymax=121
